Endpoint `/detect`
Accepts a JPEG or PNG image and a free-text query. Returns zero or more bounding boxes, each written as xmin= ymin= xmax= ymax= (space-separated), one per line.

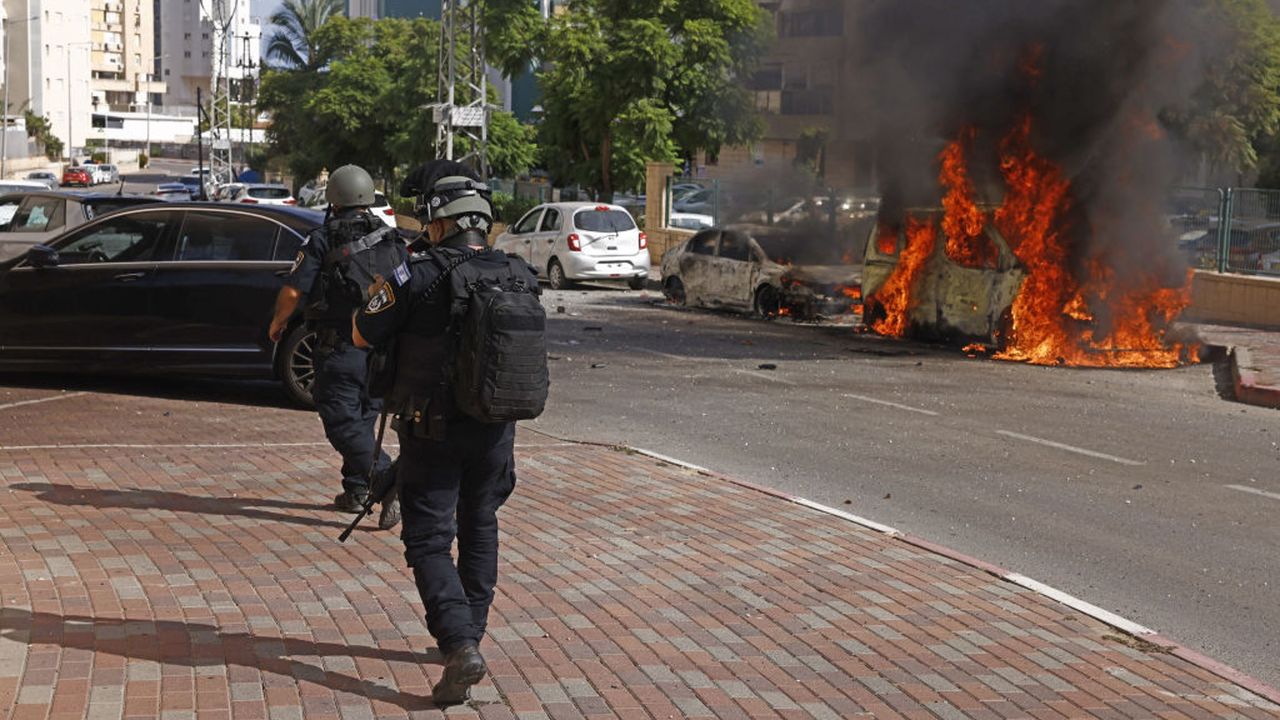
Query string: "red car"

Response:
xmin=60 ymin=167 xmax=92 ymax=187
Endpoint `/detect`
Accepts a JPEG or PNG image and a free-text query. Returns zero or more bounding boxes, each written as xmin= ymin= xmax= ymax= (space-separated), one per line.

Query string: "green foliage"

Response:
xmin=489 ymin=0 xmax=768 ymax=199
xmin=22 ymin=109 xmax=63 ymax=160
xmin=1165 ymin=0 xmax=1280 ymax=177
xmin=138 ymin=153 xmax=149 ymax=169
xmin=795 ymin=127 xmax=830 ymax=178
xmin=491 ymin=191 xmax=541 ymax=225
xmin=265 ymin=0 xmax=344 ymax=70
xmin=90 ymin=151 xmax=107 ymax=164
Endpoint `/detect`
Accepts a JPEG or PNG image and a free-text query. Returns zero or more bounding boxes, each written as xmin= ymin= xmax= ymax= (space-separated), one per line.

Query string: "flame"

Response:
xmin=940 ymin=128 xmax=996 ymax=268
xmin=840 ymin=285 xmax=863 ymax=314
xmin=870 ymin=216 xmax=936 ymax=338
xmin=990 ymin=116 xmax=1197 ymax=368
xmin=876 ymin=223 xmax=898 ymax=255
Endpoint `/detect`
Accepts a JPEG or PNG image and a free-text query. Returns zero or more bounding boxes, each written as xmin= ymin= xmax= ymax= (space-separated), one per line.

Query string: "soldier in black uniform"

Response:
xmin=269 ymin=164 xmax=399 ymax=529
xmin=352 ymin=160 xmax=533 ymax=705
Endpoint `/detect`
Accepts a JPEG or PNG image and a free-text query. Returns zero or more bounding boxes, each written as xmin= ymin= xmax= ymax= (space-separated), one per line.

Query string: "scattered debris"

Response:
xmin=584 ymin=326 xmax=603 ymax=332
xmin=556 ymin=306 xmax=566 ymax=314
xmin=591 ymin=363 xmax=607 ymax=369
xmin=758 ymin=363 xmax=777 ymax=370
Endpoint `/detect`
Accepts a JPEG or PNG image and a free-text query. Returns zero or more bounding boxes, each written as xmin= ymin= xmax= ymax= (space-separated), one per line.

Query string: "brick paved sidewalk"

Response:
xmin=0 ymin=386 xmax=1278 ymax=719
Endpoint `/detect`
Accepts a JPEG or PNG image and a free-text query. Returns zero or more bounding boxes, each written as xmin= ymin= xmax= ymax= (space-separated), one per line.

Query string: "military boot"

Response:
xmin=334 ymin=489 xmax=368 ymax=513
xmin=432 ymin=642 xmax=486 ymax=706
xmin=377 ymin=483 xmax=401 ymax=530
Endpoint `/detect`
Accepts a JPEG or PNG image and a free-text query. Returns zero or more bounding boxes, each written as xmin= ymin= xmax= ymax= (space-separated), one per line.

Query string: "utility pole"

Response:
xmin=431 ymin=0 xmax=489 ymax=178
xmin=200 ymin=0 xmax=236 ymax=185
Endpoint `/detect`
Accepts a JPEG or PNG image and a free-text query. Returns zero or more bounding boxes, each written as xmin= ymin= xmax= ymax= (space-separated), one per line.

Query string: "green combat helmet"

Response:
xmin=326 ymin=164 xmax=376 ymax=208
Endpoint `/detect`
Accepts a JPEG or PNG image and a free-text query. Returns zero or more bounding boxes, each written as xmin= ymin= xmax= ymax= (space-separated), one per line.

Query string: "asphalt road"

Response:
xmin=527 ymin=283 xmax=1280 ymax=689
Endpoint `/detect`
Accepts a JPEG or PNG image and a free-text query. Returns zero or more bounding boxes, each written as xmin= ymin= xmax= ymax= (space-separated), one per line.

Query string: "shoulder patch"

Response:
xmin=289 ymin=250 xmax=304 ymax=275
xmin=364 ymin=283 xmax=396 ymax=314
xmin=393 ymin=262 xmax=411 ymax=286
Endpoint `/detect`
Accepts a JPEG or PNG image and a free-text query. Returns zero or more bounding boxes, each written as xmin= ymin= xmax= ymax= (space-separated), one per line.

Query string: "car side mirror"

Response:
xmin=26 ymin=244 xmax=59 ymax=268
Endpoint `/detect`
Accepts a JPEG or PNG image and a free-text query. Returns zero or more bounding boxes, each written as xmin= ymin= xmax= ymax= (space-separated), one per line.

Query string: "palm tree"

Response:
xmin=265 ymin=0 xmax=344 ymax=70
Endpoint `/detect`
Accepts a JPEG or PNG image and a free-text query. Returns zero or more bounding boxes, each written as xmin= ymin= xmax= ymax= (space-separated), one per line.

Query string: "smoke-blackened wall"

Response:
xmin=848 ymin=0 xmax=1205 ymax=287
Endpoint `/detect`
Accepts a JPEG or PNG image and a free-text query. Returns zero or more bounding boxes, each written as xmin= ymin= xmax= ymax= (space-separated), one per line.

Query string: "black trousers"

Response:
xmin=312 ymin=339 xmax=391 ymax=495
xmin=398 ymin=420 xmax=517 ymax=655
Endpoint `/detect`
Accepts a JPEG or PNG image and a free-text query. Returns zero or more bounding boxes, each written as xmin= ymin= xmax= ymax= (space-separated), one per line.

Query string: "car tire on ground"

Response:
xmin=548 ymin=259 xmax=573 ymax=290
xmin=276 ymin=324 xmax=317 ymax=408
xmin=628 ymin=276 xmax=646 ymax=291
xmin=664 ymin=277 xmax=686 ymax=305
xmin=754 ymin=285 xmax=782 ymax=319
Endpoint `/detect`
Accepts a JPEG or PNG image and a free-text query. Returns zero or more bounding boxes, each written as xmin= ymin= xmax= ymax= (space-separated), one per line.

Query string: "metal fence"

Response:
xmin=1169 ymin=187 xmax=1280 ymax=277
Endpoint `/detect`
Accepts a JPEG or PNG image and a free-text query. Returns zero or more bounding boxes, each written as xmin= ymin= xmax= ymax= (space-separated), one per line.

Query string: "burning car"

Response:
xmin=660 ymin=225 xmax=861 ymax=320
xmin=862 ymin=210 xmax=1025 ymax=344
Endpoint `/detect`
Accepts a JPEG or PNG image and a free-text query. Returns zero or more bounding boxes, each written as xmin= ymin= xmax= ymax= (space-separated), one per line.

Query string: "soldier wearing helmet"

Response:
xmin=352 ymin=159 xmax=542 ymax=706
xmin=268 ymin=164 xmax=400 ymax=528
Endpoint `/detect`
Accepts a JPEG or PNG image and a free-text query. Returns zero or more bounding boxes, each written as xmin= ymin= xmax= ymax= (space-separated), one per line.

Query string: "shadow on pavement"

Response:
xmin=11 ymin=482 xmax=346 ymax=530
xmin=0 ymin=372 xmax=302 ymax=411
xmin=0 ymin=608 xmax=442 ymax=711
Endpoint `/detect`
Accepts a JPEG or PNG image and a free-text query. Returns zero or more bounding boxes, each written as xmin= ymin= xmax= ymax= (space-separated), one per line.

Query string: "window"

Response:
xmin=781 ymin=7 xmax=843 ymax=37
xmin=718 ymin=231 xmax=751 ymax=262
xmin=9 ymin=197 xmax=65 ymax=233
xmin=0 ymin=199 xmax=23 ymax=228
xmin=749 ymin=64 xmax=782 ymax=91
xmin=274 ymin=230 xmax=304 ymax=261
xmin=512 ymin=209 xmax=543 ymax=234
xmin=574 ymin=209 xmax=635 ymax=232
xmin=539 ymin=208 xmax=561 ymax=232
xmin=689 ymin=230 xmax=720 ymax=255
xmin=56 ymin=212 xmax=172 ymax=264
xmin=246 ymin=186 xmax=291 ymax=200
xmin=782 ymin=88 xmax=834 ymax=116
xmin=175 ymin=211 xmax=278 ymax=261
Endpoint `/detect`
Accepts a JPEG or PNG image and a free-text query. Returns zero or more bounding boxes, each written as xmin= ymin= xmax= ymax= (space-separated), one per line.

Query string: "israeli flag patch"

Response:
xmin=393 ymin=262 xmax=410 ymax=286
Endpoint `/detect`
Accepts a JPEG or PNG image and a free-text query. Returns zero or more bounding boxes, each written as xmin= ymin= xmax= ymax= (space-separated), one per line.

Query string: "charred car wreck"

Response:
xmin=861 ymin=210 xmax=1025 ymax=345
xmin=660 ymin=225 xmax=861 ymax=320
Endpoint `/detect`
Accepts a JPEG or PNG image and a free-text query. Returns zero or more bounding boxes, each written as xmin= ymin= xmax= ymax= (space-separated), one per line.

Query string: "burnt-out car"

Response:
xmin=861 ymin=210 xmax=1024 ymax=343
xmin=660 ymin=225 xmax=861 ymax=319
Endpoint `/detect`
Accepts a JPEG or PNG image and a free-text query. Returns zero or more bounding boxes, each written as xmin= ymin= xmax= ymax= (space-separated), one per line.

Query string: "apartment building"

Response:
xmin=2 ymin=0 xmax=94 ymax=158
xmin=702 ymin=0 xmax=872 ymax=192
xmin=155 ymin=0 xmax=259 ymax=111
xmin=90 ymin=0 xmax=164 ymax=110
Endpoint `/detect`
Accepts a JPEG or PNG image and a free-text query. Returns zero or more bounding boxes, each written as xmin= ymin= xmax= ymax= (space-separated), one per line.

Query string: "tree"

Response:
xmin=22 ymin=108 xmax=62 ymax=160
xmin=264 ymin=0 xmax=344 ymax=70
xmin=487 ymin=0 xmax=769 ymax=199
xmin=1164 ymin=0 xmax=1280 ymax=180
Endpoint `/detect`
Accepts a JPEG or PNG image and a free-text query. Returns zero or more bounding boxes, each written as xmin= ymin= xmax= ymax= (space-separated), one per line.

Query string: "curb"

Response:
xmin=518 ymin=429 xmax=1280 ymax=707
xmin=1231 ymin=346 xmax=1280 ymax=409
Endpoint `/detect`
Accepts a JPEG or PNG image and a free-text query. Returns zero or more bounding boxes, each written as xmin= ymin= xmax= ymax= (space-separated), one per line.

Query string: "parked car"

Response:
xmin=0 ymin=191 xmax=162 ymax=261
xmin=61 ymin=167 xmax=93 ymax=188
xmin=81 ymin=163 xmax=110 ymax=185
xmin=0 ymin=203 xmax=326 ymax=406
xmin=668 ymin=212 xmax=715 ymax=231
xmin=177 ymin=176 xmax=205 ymax=200
xmin=97 ymin=164 xmax=121 ymax=184
xmin=861 ymin=209 xmax=1024 ymax=344
xmin=24 ymin=171 xmax=60 ymax=190
xmin=228 ymin=184 xmax=297 ymax=206
xmin=212 ymin=183 xmax=245 ymax=202
xmin=304 ymin=191 xmax=397 ymax=228
xmin=673 ymin=187 xmax=727 ymax=216
xmin=0 ymin=180 xmax=55 ymax=199
xmin=155 ymin=183 xmax=194 ymax=202
xmin=492 ymin=202 xmax=650 ymax=290
xmin=660 ymin=225 xmax=861 ymax=319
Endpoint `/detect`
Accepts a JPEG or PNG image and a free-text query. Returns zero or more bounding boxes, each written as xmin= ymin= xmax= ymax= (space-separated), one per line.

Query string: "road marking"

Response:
xmin=734 ymin=369 xmax=797 ymax=386
xmin=996 ymin=430 xmax=1146 ymax=466
xmin=0 ymin=392 xmax=87 ymax=411
xmin=1225 ymin=484 xmax=1280 ymax=502
xmin=841 ymin=393 xmax=940 ymax=416
xmin=0 ymin=441 xmax=331 ymax=451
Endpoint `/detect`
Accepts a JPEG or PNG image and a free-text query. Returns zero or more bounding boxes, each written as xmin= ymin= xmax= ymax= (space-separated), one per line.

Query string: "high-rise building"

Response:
xmin=2 ymin=0 xmax=95 ymax=158
xmin=155 ymin=0 xmax=259 ymax=110
xmin=89 ymin=0 xmax=165 ymax=111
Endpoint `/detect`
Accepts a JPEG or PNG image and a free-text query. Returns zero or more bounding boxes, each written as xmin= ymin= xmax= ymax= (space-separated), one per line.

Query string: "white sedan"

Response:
xmin=492 ymin=201 xmax=649 ymax=290
xmin=228 ymin=184 xmax=297 ymax=206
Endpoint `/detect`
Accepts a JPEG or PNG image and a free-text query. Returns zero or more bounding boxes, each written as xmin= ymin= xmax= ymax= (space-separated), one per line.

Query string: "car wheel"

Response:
xmin=277 ymin=324 xmax=317 ymax=408
xmin=628 ymin=275 xmax=647 ymax=291
xmin=754 ymin=285 xmax=782 ymax=319
xmin=664 ymin=277 xmax=686 ymax=305
xmin=548 ymin=259 xmax=573 ymax=290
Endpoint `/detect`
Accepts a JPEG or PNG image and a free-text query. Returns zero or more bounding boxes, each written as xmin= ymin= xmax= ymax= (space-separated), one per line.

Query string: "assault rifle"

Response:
xmin=338 ymin=410 xmax=395 ymax=542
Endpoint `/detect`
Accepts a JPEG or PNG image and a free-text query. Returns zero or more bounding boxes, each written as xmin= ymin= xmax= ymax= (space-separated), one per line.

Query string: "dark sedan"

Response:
xmin=0 ymin=203 xmax=325 ymax=406
xmin=0 ymin=191 xmax=162 ymax=261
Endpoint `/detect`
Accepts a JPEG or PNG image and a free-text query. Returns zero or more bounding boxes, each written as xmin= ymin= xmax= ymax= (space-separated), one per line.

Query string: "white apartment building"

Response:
xmin=155 ymin=0 xmax=259 ymax=111
xmin=2 ymin=0 xmax=94 ymax=158
xmin=90 ymin=0 xmax=165 ymax=111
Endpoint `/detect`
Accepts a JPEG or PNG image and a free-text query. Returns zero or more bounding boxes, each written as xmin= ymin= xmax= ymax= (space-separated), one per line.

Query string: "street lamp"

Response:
xmin=1 ymin=14 xmax=40 ymax=179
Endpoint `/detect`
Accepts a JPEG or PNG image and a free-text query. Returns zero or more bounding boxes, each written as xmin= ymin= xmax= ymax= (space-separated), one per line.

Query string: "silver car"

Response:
xmin=23 ymin=171 xmax=60 ymax=190
xmin=492 ymin=201 xmax=649 ymax=290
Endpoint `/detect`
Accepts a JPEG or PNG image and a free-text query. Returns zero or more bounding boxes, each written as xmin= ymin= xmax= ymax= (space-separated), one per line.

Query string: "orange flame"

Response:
xmin=870 ymin=217 xmax=936 ymax=338
xmin=877 ymin=223 xmax=898 ymax=255
xmin=991 ymin=116 xmax=1197 ymax=367
xmin=940 ymin=128 xmax=996 ymax=268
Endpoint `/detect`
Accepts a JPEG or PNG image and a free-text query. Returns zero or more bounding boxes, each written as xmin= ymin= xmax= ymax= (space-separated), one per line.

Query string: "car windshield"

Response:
xmin=755 ymin=234 xmax=847 ymax=265
xmin=574 ymin=208 xmax=635 ymax=233
xmin=248 ymin=187 xmax=291 ymax=199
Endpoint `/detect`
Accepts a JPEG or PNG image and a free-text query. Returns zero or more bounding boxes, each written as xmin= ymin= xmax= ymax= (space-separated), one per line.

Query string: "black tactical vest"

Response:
xmin=305 ymin=212 xmax=385 ymax=326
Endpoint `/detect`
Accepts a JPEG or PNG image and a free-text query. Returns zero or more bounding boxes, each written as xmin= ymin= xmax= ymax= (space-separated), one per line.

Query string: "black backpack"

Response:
xmin=429 ymin=248 xmax=549 ymax=423
xmin=324 ymin=217 xmax=408 ymax=305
